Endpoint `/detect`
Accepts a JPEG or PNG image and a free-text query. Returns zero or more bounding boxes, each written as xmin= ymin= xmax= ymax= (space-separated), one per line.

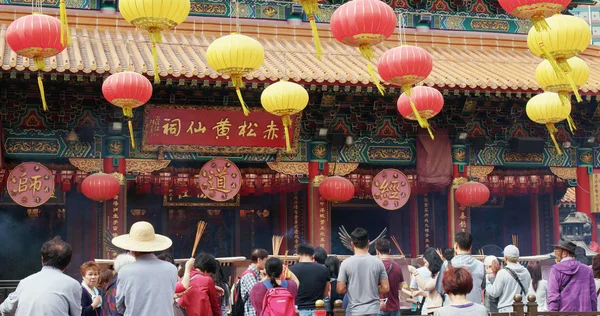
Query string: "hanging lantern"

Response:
xmin=455 ymin=181 xmax=490 ymax=207
xmin=526 ymin=92 xmax=570 ymax=154
xmin=497 ymin=0 xmax=571 ymax=32
xmin=535 ymin=56 xmax=589 ymax=132
xmin=330 ymin=0 xmax=396 ymax=95
xmin=294 ymin=0 xmax=323 ymax=59
xmin=261 ymin=81 xmax=309 ymax=152
xmin=206 ymin=34 xmax=265 ymax=116
xmin=527 ymin=15 xmax=591 ymax=101
xmin=396 ymin=86 xmax=443 ymax=139
xmin=119 ymin=0 xmax=191 ymax=83
xmin=319 ymin=176 xmax=355 ymax=203
xmin=6 ymin=14 xmax=67 ymax=111
xmin=102 ymin=72 xmax=153 ymax=149
xmin=81 ymin=173 xmax=121 ymax=202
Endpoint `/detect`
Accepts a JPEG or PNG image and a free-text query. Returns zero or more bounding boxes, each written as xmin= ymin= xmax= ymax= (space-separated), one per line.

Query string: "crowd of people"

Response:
xmin=1 ymin=220 xmax=600 ymax=316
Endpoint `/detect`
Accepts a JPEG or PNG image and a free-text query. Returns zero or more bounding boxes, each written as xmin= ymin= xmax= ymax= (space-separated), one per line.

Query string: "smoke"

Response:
xmin=0 ymin=212 xmax=45 ymax=279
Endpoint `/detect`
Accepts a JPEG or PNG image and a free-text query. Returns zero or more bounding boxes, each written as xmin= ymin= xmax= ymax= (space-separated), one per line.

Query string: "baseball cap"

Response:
xmin=503 ymin=245 xmax=520 ymax=258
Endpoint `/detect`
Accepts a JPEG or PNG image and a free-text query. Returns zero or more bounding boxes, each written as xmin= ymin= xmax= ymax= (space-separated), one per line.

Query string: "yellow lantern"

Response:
xmin=527 ymin=15 xmax=591 ymax=101
xmin=295 ymin=0 xmax=323 ymax=59
xmin=261 ymin=81 xmax=309 ymax=152
xmin=526 ymin=92 xmax=570 ymax=155
xmin=119 ymin=0 xmax=191 ymax=83
xmin=207 ymin=33 xmax=265 ymax=116
xmin=536 ymin=56 xmax=589 ymax=132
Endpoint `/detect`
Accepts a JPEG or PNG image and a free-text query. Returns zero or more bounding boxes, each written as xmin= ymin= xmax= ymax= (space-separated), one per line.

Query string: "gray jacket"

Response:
xmin=436 ymin=254 xmax=486 ymax=304
xmin=486 ymin=263 xmax=532 ymax=311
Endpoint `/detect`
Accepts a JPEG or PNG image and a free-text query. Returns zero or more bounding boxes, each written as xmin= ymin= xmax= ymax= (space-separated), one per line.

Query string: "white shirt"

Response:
xmin=527 ymin=280 xmax=548 ymax=311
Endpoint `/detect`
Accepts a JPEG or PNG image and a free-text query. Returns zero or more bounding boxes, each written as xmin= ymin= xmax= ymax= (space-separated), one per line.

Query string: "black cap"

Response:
xmin=553 ymin=238 xmax=577 ymax=255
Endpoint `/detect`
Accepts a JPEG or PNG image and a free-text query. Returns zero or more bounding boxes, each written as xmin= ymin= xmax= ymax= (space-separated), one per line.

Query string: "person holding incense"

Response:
xmin=176 ymin=253 xmax=221 ymax=316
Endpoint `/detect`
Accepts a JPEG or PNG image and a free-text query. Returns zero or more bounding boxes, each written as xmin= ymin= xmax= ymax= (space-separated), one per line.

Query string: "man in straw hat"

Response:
xmin=113 ymin=221 xmax=177 ymax=316
xmin=547 ymin=238 xmax=597 ymax=312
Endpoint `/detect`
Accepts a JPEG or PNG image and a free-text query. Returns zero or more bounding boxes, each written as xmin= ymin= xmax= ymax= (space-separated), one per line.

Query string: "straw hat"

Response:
xmin=112 ymin=221 xmax=172 ymax=252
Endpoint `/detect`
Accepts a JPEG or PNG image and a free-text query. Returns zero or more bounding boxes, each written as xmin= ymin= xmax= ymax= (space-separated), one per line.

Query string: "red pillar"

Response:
xmin=101 ymin=137 xmax=128 ymax=258
xmin=577 ymin=148 xmax=596 ymax=242
xmin=449 ymin=145 xmax=468 ymax=248
xmin=308 ymin=142 xmax=330 ymax=252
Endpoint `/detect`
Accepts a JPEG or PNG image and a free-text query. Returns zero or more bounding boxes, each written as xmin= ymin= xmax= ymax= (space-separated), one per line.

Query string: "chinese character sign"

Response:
xmin=143 ymin=105 xmax=300 ymax=154
xmin=372 ymin=169 xmax=411 ymax=210
xmin=7 ymin=162 xmax=54 ymax=208
xmin=199 ymin=159 xmax=241 ymax=202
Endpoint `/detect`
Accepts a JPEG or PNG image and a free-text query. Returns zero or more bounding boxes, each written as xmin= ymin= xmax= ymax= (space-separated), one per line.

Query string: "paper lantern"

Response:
xmin=455 ymin=181 xmax=490 ymax=207
xmin=6 ymin=14 xmax=67 ymax=111
xmin=206 ymin=33 xmax=265 ymax=116
xmin=81 ymin=173 xmax=121 ymax=202
xmin=261 ymin=81 xmax=309 ymax=152
xmin=396 ymin=86 xmax=443 ymax=139
xmin=536 ymin=56 xmax=589 ymax=132
xmin=319 ymin=176 xmax=355 ymax=203
xmin=497 ymin=0 xmax=571 ymax=31
xmin=526 ymin=92 xmax=570 ymax=154
xmin=102 ymin=72 xmax=153 ymax=148
xmin=527 ymin=15 xmax=591 ymax=101
xmin=330 ymin=0 xmax=396 ymax=95
xmin=119 ymin=0 xmax=191 ymax=83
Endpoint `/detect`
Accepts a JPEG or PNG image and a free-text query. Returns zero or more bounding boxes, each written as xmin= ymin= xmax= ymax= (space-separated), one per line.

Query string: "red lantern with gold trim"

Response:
xmin=330 ymin=0 xmax=396 ymax=95
xmin=455 ymin=181 xmax=490 ymax=207
xmin=396 ymin=86 xmax=443 ymax=139
xmin=498 ymin=0 xmax=571 ymax=31
xmin=81 ymin=173 xmax=121 ymax=202
xmin=102 ymin=72 xmax=153 ymax=149
xmin=319 ymin=176 xmax=355 ymax=203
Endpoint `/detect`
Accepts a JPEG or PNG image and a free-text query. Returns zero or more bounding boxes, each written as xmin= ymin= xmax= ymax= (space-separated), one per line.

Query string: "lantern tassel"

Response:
xmin=558 ymin=60 xmax=583 ymax=103
xmin=558 ymin=92 xmax=577 ymax=133
xmin=128 ymin=120 xmax=135 ymax=149
xmin=282 ymin=115 xmax=292 ymax=153
xmin=37 ymin=73 xmax=48 ymax=112
xmin=307 ymin=15 xmax=323 ymax=60
xmin=402 ymin=84 xmax=430 ymax=135
xmin=531 ymin=16 xmax=550 ymax=33
xmin=359 ymin=45 xmax=385 ymax=95
xmin=232 ymin=75 xmax=250 ymax=116
xmin=546 ymin=123 xmax=562 ymax=155
xmin=59 ymin=0 xmax=71 ymax=46
xmin=151 ymin=43 xmax=160 ymax=84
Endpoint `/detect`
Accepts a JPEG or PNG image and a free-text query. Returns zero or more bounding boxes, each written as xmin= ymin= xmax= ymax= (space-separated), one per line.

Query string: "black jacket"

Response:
xmin=81 ymin=286 xmax=101 ymax=316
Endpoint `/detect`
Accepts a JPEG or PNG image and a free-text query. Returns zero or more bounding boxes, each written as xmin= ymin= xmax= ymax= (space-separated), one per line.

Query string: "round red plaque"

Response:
xmin=7 ymin=162 xmax=55 ymax=208
xmin=372 ymin=169 xmax=411 ymax=210
xmin=199 ymin=158 xmax=241 ymax=202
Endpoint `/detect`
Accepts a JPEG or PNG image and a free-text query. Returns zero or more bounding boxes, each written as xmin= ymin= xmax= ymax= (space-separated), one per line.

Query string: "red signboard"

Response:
xmin=143 ymin=105 xmax=300 ymax=154
xmin=7 ymin=162 xmax=55 ymax=208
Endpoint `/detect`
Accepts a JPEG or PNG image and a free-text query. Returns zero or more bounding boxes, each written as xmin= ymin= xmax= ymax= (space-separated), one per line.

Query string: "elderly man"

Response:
xmin=0 ymin=236 xmax=82 ymax=316
xmin=112 ymin=221 xmax=178 ymax=316
xmin=485 ymin=245 xmax=531 ymax=312
xmin=548 ymin=239 xmax=597 ymax=312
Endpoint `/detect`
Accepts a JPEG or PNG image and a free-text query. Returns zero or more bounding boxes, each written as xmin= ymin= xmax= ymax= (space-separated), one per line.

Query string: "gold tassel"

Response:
xmin=59 ymin=0 xmax=71 ymax=46
xmin=37 ymin=73 xmax=48 ymax=112
xmin=531 ymin=16 xmax=550 ymax=33
xmin=307 ymin=15 xmax=323 ymax=60
xmin=282 ymin=115 xmax=292 ymax=153
xmin=366 ymin=61 xmax=385 ymax=95
xmin=557 ymin=92 xmax=577 ymax=133
xmin=128 ymin=120 xmax=135 ymax=149
xmin=232 ymin=75 xmax=249 ymax=116
xmin=151 ymin=43 xmax=160 ymax=84
xmin=546 ymin=123 xmax=562 ymax=155
xmin=402 ymin=84 xmax=428 ymax=129
xmin=558 ymin=60 xmax=583 ymax=103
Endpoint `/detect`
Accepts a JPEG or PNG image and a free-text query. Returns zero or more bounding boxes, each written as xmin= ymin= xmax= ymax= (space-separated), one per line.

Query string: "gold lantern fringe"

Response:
xmin=531 ymin=15 xmax=550 ymax=33
xmin=402 ymin=84 xmax=434 ymax=140
xmin=59 ymin=0 xmax=71 ymax=46
xmin=34 ymin=58 xmax=48 ymax=111
xmin=359 ymin=45 xmax=385 ymax=95
xmin=149 ymin=30 xmax=162 ymax=84
xmin=122 ymin=106 xmax=136 ymax=149
xmin=298 ymin=0 xmax=323 ymax=59
xmin=232 ymin=75 xmax=250 ymax=116
xmin=282 ymin=115 xmax=292 ymax=152
xmin=557 ymin=92 xmax=577 ymax=133
xmin=558 ymin=60 xmax=583 ymax=103
xmin=545 ymin=123 xmax=562 ymax=155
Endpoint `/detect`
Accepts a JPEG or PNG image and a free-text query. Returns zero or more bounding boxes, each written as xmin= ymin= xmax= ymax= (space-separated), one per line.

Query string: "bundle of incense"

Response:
xmin=281 ymin=250 xmax=290 ymax=280
xmin=272 ymin=235 xmax=284 ymax=256
xmin=191 ymin=221 xmax=207 ymax=258
xmin=512 ymin=235 xmax=519 ymax=247
xmin=390 ymin=236 xmax=410 ymax=265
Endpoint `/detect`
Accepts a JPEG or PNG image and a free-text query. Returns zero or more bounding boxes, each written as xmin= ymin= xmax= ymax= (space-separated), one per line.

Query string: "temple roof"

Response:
xmin=560 ymin=187 xmax=576 ymax=207
xmin=1 ymin=7 xmax=600 ymax=94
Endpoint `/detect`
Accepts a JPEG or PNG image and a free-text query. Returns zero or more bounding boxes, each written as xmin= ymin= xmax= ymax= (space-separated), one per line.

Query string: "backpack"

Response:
xmin=260 ymin=280 xmax=295 ymax=316
xmin=231 ymin=269 xmax=257 ymax=316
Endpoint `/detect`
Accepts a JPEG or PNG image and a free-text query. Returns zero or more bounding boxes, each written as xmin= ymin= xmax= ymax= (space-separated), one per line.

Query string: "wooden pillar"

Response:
xmin=102 ymin=136 xmax=128 ymax=258
xmin=448 ymin=145 xmax=469 ymax=248
xmin=577 ymin=148 xmax=596 ymax=241
xmin=308 ymin=141 xmax=330 ymax=252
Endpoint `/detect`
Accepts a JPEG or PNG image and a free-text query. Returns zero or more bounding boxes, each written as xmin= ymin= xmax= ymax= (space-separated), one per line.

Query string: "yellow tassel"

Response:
xmin=402 ymin=84 xmax=427 ymax=129
xmin=128 ymin=120 xmax=135 ymax=149
xmin=308 ymin=15 xmax=323 ymax=60
xmin=557 ymin=92 xmax=577 ymax=133
xmin=366 ymin=61 xmax=385 ymax=95
xmin=299 ymin=0 xmax=320 ymax=16
xmin=546 ymin=123 xmax=562 ymax=155
xmin=558 ymin=60 xmax=582 ymax=103
xmin=282 ymin=115 xmax=292 ymax=152
xmin=531 ymin=16 xmax=550 ymax=33
xmin=538 ymin=40 xmax=564 ymax=79
xmin=566 ymin=115 xmax=576 ymax=133
xmin=37 ymin=73 xmax=48 ymax=112
xmin=232 ymin=75 xmax=249 ymax=116
xmin=151 ymin=43 xmax=160 ymax=84
xmin=59 ymin=0 xmax=71 ymax=46
xmin=123 ymin=106 xmax=133 ymax=118
xmin=34 ymin=58 xmax=46 ymax=71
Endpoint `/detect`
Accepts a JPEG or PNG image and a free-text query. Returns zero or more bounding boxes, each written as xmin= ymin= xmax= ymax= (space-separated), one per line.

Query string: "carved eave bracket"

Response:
xmin=550 ymin=167 xmax=577 ymax=180
xmin=267 ymin=162 xmax=359 ymax=176
xmin=469 ymin=166 xmax=495 ymax=179
xmin=69 ymin=158 xmax=171 ymax=173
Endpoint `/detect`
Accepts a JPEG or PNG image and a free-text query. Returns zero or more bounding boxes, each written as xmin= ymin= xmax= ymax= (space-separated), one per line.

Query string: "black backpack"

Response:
xmin=231 ymin=270 xmax=256 ymax=316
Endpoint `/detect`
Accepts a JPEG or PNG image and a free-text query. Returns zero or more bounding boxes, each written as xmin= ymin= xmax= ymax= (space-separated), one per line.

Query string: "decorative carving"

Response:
xmin=69 ymin=158 xmax=171 ymax=173
xmin=452 ymin=148 xmax=467 ymax=162
xmin=469 ymin=166 xmax=494 ymax=179
xmin=502 ymin=152 xmax=544 ymax=164
xmin=550 ymin=167 xmax=577 ymax=180
xmin=312 ymin=144 xmax=327 ymax=159
xmin=267 ymin=162 xmax=359 ymax=176
xmin=107 ymin=140 xmax=124 ymax=155
xmin=312 ymin=175 xmax=326 ymax=187
xmin=580 ymin=151 xmax=593 ymax=165
xmin=452 ymin=177 xmax=469 ymax=186
xmin=367 ymin=147 xmax=413 ymax=161
xmin=69 ymin=158 xmax=101 ymax=172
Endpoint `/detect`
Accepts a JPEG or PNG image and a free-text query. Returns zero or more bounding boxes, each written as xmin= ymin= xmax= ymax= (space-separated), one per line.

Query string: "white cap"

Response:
xmin=483 ymin=255 xmax=498 ymax=266
xmin=503 ymin=245 xmax=520 ymax=258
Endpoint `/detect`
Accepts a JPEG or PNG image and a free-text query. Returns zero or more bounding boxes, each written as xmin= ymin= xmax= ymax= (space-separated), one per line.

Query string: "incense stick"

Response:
xmin=512 ymin=235 xmax=519 ymax=247
xmin=272 ymin=235 xmax=284 ymax=256
xmin=391 ymin=236 xmax=410 ymax=265
xmin=191 ymin=221 xmax=207 ymax=258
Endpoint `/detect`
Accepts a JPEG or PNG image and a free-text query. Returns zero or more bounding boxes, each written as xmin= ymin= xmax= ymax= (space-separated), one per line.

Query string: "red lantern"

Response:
xmin=330 ymin=0 xmax=396 ymax=95
xmin=319 ymin=176 xmax=355 ymax=203
xmin=6 ymin=14 xmax=66 ymax=111
xmin=102 ymin=72 xmax=153 ymax=149
xmin=378 ymin=46 xmax=433 ymax=89
xmin=455 ymin=181 xmax=490 ymax=207
xmin=396 ymin=86 xmax=444 ymax=139
xmin=498 ymin=0 xmax=570 ymax=31
xmin=81 ymin=173 xmax=121 ymax=202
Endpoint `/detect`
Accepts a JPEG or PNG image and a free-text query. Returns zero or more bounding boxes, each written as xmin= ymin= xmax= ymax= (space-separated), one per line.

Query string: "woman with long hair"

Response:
xmin=408 ymin=248 xmax=444 ymax=314
xmin=592 ymin=254 xmax=600 ymax=311
xmin=526 ymin=261 xmax=548 ymax=311
xmin=324 ymin=256 xmax=344 ymax=315
xmin=249 ymin=257 xmax=300 ymax=315
xmin=212 ymin=261 xmax=230 ymax=316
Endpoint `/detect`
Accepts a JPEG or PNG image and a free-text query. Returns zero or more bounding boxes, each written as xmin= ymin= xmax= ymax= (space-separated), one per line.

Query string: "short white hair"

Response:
xmin=114 ymin=254 xmax=136 ymax=273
